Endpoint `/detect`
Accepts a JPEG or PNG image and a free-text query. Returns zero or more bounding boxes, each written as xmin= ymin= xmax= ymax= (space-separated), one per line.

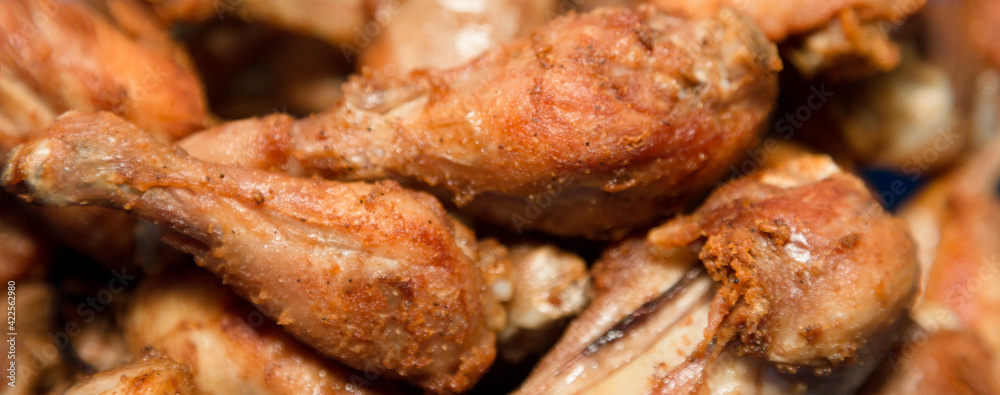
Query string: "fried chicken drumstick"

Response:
xmin=519 ymin=153 xmax=919 ymax=394
xmin=180 ymin=5 xmax=781 ymax=239
xmin=2 ymin=111 xmax=500 ymax=394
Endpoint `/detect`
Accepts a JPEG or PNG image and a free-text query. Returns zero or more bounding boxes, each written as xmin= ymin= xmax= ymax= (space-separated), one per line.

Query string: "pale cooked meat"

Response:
xmin=63 ymin=350 xmax=196 ymax=395
xmin=359 ymin=0 xmax=558 ymax=74
xmin=124 ymin=266 xmax=402 ymax=394
xmin=519 ymin=153 xmax=919 ymax=394
xmin=0 ymin=0 xmax=210 ymax=142
xmin=179 ymin=5 xmax=781 ymax=239
xmin=142 ymin=0 xmax=367 ymax=45
xmin=2 ymin=111 xmax=498 ymax=394
xmin=495 ymin=243 xmax=592 ymax=363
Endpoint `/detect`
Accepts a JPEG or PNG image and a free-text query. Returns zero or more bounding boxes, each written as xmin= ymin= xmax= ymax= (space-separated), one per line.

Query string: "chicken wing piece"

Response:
xmin=519 ymin=152 xmax=919 ymax=394
xmin=179 ymin=5 xmax=781 ymax=240
xmin=0 ymin=0 xmax=210 ymax=142
xmin=63 ymin=349 xmax=197 ymax=395
xmin=142 ymin=0 xmax=367 ymax=46
xmin=124 ymin=266 xmax=402 ymax=394
xmin=653 ymin=0 xmax=925 ymax=80
xmin=2 ymin=111 xmax=499 ymax=393
xmin=359 ymin=0 xmax=558 ymax=74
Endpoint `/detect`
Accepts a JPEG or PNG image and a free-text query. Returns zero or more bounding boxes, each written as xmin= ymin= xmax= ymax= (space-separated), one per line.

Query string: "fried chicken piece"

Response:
xmin=826 ymin=51 xmax=964 ymax=171
xmin=860 ymin=329 xmax=1000 ymax=395
xmin=0 ymin=0 xmax=210 ymax=141
xmin=359 ymin=0 xmax=558 ymax=74
xmin=969 ymin=0 xmax=1000 ymax=70
xmin=63 ymin=350 xmax=197 ymax=395
xmin=124 ymin=266 xmax=402 ymax=394
xmin=142 ymin=0 xmax=367 ymax=46
xmin=652 ymin=0 xmax=925 ymax=80
xmin=180 ymin=5 xmax=781 ymax=239
xmin=900 ymin=133 xmax=1000 ymax=381
xmin=2 ymin=111 xmax=498 ymax=393
xmin=519 ymin=153 xmax=919 ymax=394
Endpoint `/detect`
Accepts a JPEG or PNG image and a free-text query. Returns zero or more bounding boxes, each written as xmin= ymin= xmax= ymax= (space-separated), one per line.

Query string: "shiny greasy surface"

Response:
xmin=2 ymin=111 xmax=497 ymax=393
xmin=180 ymin=5 xmax=781 ymax=239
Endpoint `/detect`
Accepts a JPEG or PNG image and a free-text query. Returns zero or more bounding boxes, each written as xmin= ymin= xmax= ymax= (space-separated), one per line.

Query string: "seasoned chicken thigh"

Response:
xmin=179 ymin=5 xmax=781 ymax=239
xmin=3 ymin=111 xmax=499 ymax=393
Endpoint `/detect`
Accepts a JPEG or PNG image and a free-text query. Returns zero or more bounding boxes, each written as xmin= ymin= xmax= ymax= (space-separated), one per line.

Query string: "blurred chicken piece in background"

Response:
xmin=124 ymin=267 xmax=403 ymax=394
xmin=63 ymin=349 xmax=196 ymax=395
xmin=360 ymin=0 xmax=558 ymax=75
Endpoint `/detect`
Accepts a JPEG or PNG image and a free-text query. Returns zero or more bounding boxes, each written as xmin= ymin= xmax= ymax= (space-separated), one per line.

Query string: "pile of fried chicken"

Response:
xmin=2 ymin=0 xmax=1000 ymax=394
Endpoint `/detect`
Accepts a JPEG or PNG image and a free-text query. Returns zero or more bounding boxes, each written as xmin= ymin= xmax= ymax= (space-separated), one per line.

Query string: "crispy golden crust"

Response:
xmin=649 ymin=154 xmax=918 ymax=373
xmin=0 ymin=0 xmax=210 ymax=141
xmin=64 ymin=350 xmax=197 ymax=395
xmin=181 ymin=5 xmax=780 ymax=239
xmin=2 ymin=111 xmax=495 ymax=393
xmin=125 ymin=267 xmax=402 ymax=394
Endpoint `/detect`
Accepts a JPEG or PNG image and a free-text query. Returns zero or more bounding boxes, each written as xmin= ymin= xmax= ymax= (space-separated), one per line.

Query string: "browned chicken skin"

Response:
xmin=0 ymin=0 xmax=210 ymax=141
xmin=179 ymin=5 xmax=781 ymax=239
xmin=125 ymin=267 xmax=402 ymax=394
xmin=63 ymin=350 xmax=197 ymax=395
xmin=519 ymin=153 xmax=919 ymax=394
xmin=2 ymin=111 xmax=499 ymax=393
xmin=0 ymin=0 xmax=214 ymax=270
